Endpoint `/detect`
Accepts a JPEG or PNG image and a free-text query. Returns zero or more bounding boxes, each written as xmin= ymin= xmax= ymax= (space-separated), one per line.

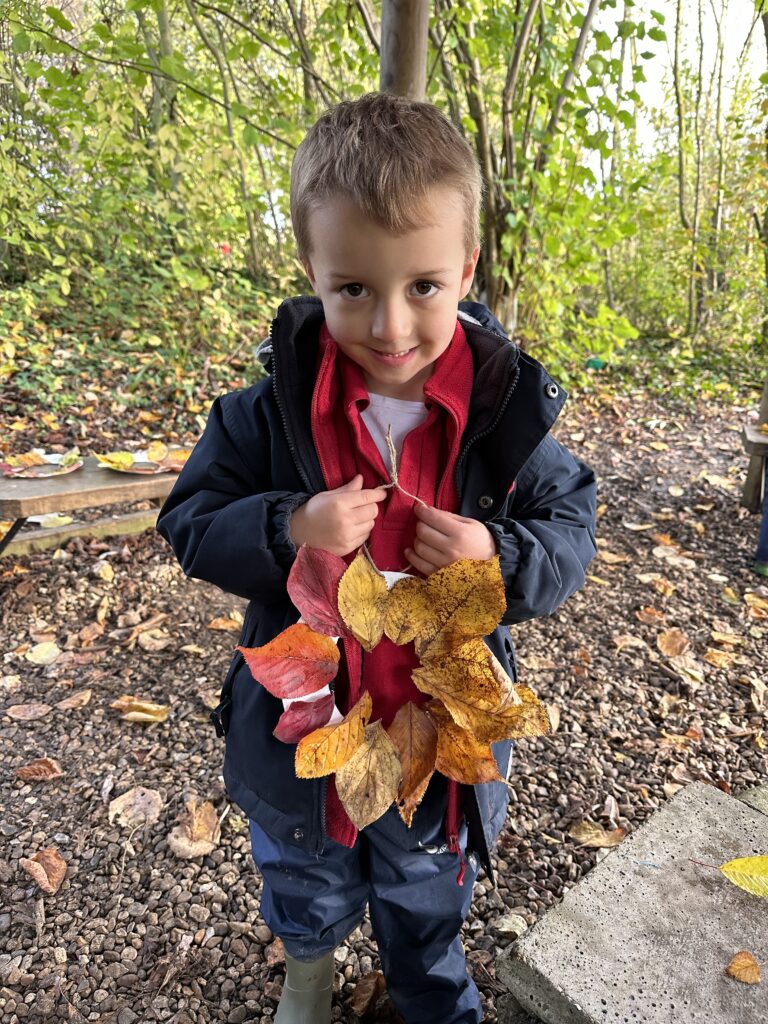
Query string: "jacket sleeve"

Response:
xmin=484 ymin=433 xmax=597 ymax=625
xmin=156 ymin=391 xmax=311 ymax=601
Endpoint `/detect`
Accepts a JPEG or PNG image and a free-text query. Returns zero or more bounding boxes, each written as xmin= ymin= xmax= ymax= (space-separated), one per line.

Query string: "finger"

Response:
xmin=414 ymin=504 xmax=469 ymax=525
xmin=346 ymin=487 xmax=389 ymax=507
xmin=411 ymin=536 xmax=446 ymax=565
xmin=414 ymin=520 xmax=455 ymax=547
xmin=404 ymin=546 xmax=438 ymax=576
xmin=349 ymin=504 xmax=382 ymax=525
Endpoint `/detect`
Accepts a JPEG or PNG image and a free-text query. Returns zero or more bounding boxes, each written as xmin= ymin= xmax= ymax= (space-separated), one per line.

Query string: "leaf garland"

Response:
xmin=237 ymin=545 xmax=550 ymax=829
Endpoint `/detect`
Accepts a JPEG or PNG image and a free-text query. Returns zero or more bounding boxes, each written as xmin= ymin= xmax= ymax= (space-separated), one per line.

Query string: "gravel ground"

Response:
xmin=1 ymin=393 xmax=766 ymax=1023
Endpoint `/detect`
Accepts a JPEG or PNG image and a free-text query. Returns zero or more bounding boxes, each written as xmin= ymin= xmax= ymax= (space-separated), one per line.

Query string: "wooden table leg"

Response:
xmin=0 ymin=518 xmax=28 ymax=557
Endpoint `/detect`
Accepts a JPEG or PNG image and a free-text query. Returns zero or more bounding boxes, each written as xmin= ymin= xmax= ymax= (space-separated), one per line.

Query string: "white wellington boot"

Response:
xmin=274 ymin=949 xmax=335 ymax=1024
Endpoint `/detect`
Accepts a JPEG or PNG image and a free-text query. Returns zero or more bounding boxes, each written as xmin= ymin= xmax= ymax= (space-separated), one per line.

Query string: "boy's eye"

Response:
xmin=340 ymin=283 xmax=368 ymax=298
xmin=412 ymin=281 xmax=438 ymax=297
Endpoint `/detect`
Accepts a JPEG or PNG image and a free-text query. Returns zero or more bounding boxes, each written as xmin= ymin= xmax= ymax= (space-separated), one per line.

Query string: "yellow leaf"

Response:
xmin=429 ymin=702 xmax=503 ymax=785
xmin=335 ymin=722 xmax=402 ymax=830
xmin=719 ymin=855 xmax=768 ymax=897
xmin=338 ymin=551 xmax=389 ymax=651
xmin=725 ymin=951 xmax=761 ymax=984
xmin=568 ymin=820 xmax=627 ymax=848
xmin=411 ymin=638 xmax=514 ymax=719
xmin=391 ymin=557 xmax=505 ymax=659
xmin=25 ymin=641 xmax=61 ymax=666
xmin=146 ymin=441 xmax=169 ymax=463
xmin=109 ymin=695 xmax=169 ymax=722
xmin=704 ymin=648 xmax=737 ymax=669
xmin=650 ymin=441 xmax=669 ymax=451
xmin=295 ymin=691 xmax=372 ymax=778
xmin=95 ymin=450 xmax=135 ymax=470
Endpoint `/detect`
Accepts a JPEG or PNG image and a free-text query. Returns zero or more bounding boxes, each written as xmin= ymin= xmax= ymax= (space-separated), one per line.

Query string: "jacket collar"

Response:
xmin=265 ymin=296 xmax=566 ymax=505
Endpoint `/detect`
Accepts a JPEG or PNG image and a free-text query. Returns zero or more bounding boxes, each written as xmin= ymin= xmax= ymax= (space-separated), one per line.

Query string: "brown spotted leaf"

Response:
xmin=411 ymin=638 xmax=515 ymax=720
xmin=295 ymin=691 xmax=372 ymax=779
xmin=238 ymin=623 xmax=340 ymax=699
xmin=388 ymin=702 xmax=437 ymax=827
xmin=335 ymin=722 xmax=402 ymax=830
xmin=428 ymin=702 xmax=503 ymax=785
xmin=657 ymin=628 xmax=690 ymax=657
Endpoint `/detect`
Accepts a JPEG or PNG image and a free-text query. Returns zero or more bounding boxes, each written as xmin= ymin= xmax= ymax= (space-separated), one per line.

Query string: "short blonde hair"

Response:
xmin=290 ymin=92 xmax=483 ymax=261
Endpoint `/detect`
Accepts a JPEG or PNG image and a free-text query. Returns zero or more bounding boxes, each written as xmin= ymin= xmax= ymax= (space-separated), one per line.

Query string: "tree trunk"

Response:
xmin=379 ymin=0 xmax=429 ymax=101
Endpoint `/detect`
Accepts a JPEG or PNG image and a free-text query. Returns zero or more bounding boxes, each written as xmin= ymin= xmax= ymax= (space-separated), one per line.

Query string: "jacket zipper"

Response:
xmin=454 ymin=362 xmax=521 ymax=495
xmin=269 ymin=318 xmax=315 ymax=494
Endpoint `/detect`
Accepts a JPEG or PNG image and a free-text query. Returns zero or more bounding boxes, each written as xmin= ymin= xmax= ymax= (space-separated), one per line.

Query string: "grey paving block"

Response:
xmin=738 ymin=785 xmax=768 ymax=817
xmin=496 ymin=782 xmax=768 ymax=1024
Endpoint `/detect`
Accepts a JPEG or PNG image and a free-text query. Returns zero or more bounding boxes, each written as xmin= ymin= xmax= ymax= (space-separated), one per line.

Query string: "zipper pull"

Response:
xmin=448 ymin=832 xmax=466 ymax=886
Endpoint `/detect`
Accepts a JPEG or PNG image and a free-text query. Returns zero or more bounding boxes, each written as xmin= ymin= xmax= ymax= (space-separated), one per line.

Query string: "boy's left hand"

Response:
xmin=404 ymin=504 xmax=497 ymax=576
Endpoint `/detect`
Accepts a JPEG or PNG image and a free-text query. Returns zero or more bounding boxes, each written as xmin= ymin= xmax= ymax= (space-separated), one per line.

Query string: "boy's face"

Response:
xmin=302 ymin=188 xmax=480 ymax=402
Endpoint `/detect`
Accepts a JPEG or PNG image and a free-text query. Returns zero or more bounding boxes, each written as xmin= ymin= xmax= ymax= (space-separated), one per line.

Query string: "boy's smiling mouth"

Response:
xmin=371 ymin=347 xmax=416 ymax=363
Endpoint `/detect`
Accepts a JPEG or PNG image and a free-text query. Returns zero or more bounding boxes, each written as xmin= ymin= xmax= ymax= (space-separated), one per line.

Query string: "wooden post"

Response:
xmin=379 ymin=0 xmax=429 ymax=101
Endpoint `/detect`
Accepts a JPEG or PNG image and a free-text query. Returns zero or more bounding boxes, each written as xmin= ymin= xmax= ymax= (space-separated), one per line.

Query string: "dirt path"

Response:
xmin=1 ymin=394 xmax=765 ymax=1023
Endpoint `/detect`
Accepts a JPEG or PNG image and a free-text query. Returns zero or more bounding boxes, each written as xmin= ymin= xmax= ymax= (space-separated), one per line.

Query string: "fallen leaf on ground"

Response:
xmin=704 ymin=648 xmax=737 ymax=669
xmin=657 ymin=628 xmax=690 ymax=657
xmin=568 ymin=821 xmax=627 ymax=848
xmin=25 ymin=642 xmax=61 ymax=666
xmin=137 ymin=628 xmax=173 ymax=652
xmin=335 ymin=722 xmax=402 ymax=830
xmin=108 ymin=786 xmax=164 ymax=828
xmin=295 ymin=691 xmax=372 ymax=778
xmin=719 ymin=856 xmax=768 ymax=898
xmin=636 ymin=606 xmax=665 ymax=625
xmin=19 ymin=848 xmax=67 ymax=894
xmin=15 ymin=757 xmax=65 ymax=782
xmin=110 ymin=695 xmax=169 ymax=723
xmin=206 ymin=617 xmax=242 ymax=632
xmin=725 ymin=951 xmax=761 ymax=984
xmin=265 ymin=937 xmax=285 ymax=965
xmin=55 ymin=689 xmax=92 ymax=710
xmin=238 ymin=623 xmax=340 ymax=699
xmin=350 ymin=970 xmax=386 ymax=1016
xmin=167 ymin=798 xmax=220 ymax=858
xmin=5 ymin=702 xmax=52 ymax=721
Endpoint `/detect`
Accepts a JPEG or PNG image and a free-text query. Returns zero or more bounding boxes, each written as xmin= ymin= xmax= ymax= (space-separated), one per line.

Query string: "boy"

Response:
xmin=157 ymin=92 xmax=597 ymax=1024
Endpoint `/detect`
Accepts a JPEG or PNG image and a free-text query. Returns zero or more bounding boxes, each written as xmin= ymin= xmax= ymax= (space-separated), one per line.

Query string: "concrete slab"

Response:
xmin=738 ymin=785 xmax=768 ymax=817
xmin=496 ymin=782 xmax=768 ymax=1024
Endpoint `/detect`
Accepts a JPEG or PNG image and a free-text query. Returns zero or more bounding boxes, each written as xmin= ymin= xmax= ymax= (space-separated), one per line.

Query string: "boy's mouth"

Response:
xmin=371 ymin=347 xmax=416 ymax=364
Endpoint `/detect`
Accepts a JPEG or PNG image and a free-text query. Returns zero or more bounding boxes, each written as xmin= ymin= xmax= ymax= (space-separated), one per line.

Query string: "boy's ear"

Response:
xmin=301 ymin=258 xmax=316 ymax=290
xmin=459 ymin=244 xmax=481 ymax=299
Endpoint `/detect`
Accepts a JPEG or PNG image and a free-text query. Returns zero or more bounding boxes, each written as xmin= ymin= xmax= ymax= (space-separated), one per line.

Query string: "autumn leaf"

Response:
xmin=568 ymin=821 xmax=627 ymax=848
xmin=725 ymin=951 xmax=761 ymax=984
xmin=337 ymin=550 xmax=389 ymax=651
xmin=657 ymin=628 xmax=690 ymax=657
xmin=335 ymin=722 xmax=402 ymax=829
xmin=207 ymin=616 xmax=242 ymax=632
xmin=146 ymin=441 xmax=169 ymax=463
xmin=350 ymin=971 xmax=386 ymax=1016
xmin=388 ymin=702 xmax=437 ymax=827
xmin=428 ymin=702 xmax=502 ymax=785
xmin=109 ymin=695 xmax=170 ymax=723
xmin=384 ymin=577 xmax=433 ymax=646
xmin=411 ymin=638 xmax=514 ymax=720
xmin=635 ymin=606 xmax=665 ymax=625
xmin=5 ymin=702 xmax=52 ymax=721
xmin=55 ymin=689 xmax=92 ymax=710
xmin=108 ymin=786 xmax=164 ymax=828
xmin=467 ymin=685 xmax=550 ymax=744
xmin=95 ymin=450 xmax=135 ymax=470
xmin=167 ymin=798 xmax=220 ymax=859
xmin=388 ymin=558 xmax=506 ymax=660
xmin=273 ymin=693 xmax=336 ymax=744
xmin=704 ymin=648 xmax=737 ymax=669
xmin=287 ymin=545 xmax=351 ymax=638
xmin=15 ymin=757 xmax=65 ymax=782
xmin=238 ymin=623 xmax=340 ymax=699
xmin=19 ymin=848 xmax=67 ymax=894
xmin=295 ymin=691 xmax=372 ymax=779
xmin=25 ymin=642 xmax=61 ymax=666
xmin=719 ymin=856 xmax=768 ymax=898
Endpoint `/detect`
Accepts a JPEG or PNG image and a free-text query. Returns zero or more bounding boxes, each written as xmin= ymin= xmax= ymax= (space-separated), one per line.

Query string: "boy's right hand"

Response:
xmin=289 ymin=474 xmax=388 ymax=556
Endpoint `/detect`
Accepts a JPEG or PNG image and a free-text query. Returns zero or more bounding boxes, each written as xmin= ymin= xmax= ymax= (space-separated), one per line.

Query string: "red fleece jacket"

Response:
xmin=310 ymin=320 xmax=474 ymax=859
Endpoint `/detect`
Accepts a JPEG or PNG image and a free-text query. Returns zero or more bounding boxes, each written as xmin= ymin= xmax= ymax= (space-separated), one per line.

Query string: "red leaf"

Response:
xmin=287 ymin=546 xmax=351 ymax=638
xmin=273 ymin=693 xmax=336 ymax=744
xmin=237 ymin=623 xmax=340 ymax=698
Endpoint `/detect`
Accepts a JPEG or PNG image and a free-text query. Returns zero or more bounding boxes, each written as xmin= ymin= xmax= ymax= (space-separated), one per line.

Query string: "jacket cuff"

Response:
xmin=271 ymin=492 xmax=312 ymax=571
xmin=485 ymin=521 xmax=523 ymax=573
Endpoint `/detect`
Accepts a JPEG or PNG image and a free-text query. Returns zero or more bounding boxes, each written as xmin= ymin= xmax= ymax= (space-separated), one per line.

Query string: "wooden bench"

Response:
xmin=0 ymin=456 xmax=175 ymax=557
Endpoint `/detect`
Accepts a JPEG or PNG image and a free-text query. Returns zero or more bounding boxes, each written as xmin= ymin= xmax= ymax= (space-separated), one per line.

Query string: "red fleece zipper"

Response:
xmin=446 ymin=781 xmax=466 ymax=886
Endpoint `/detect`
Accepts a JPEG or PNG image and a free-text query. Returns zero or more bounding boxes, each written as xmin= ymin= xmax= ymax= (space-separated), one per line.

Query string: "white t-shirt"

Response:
xmin=360 ymin=392 xmax=429 ymax=470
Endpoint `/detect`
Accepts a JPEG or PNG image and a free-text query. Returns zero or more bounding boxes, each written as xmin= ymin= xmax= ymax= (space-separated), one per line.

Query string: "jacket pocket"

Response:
xmin=210 ymin=603 xmax=259 ymax=738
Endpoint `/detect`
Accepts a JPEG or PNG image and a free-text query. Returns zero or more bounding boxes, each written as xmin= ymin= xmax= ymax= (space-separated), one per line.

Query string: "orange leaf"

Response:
xmin=19 ymin=847 xmax=67 ymax=894
xmin=411 ymin=638 xmax=514 ymax=719
xmin=388 ymin=703 xmax=437 ymax=827
xmin=238 ymin=623 xmax=340 ymax=699
xmin=14 ymin=757 xmax=65 ymax=782
xmin=428 ymin=702 xmax=502 ymax=785
xmin=295 ymin=691 xmax=372 ymax=778
xmin=725 ymin=951 xmax=761 ymax=984
xmin=657 ymin=628 xmax=690 ymax=657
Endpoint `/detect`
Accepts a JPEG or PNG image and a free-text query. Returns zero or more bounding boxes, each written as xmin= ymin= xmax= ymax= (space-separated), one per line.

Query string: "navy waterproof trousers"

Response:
xmin=249 ymin=787 xmax=484 ymax=1023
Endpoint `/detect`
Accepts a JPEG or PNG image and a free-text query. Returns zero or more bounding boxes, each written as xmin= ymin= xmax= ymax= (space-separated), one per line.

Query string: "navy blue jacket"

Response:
xmin=157 ymin=296 xmax=597 ymax=880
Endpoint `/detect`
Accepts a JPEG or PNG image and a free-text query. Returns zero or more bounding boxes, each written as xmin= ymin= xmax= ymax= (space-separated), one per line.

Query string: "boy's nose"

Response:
xmin=371 ymin=300 xmax=410 ymax=346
